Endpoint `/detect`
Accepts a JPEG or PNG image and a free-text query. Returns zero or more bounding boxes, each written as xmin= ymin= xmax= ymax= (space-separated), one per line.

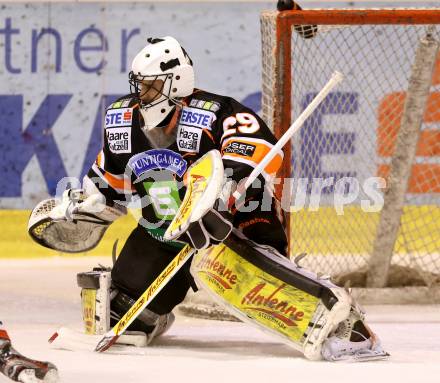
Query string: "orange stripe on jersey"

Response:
xmin=182 ymin=152 xmax=197 ymax=159
xmin=164 ymin=102 xmax=187 ymax=135
xmin=95 ymin=151 xmax=105 ymax=168
xmin=221 ymin=138 xmax=283 ymax=175
xmin=103 ymin=171 xmax=135 ymax=192
xmin=96 ymin=152 xmax=102 ymax=166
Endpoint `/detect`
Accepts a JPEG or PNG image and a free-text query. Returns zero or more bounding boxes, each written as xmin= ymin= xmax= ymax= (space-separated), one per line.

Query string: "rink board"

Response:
xmin=290 ymin=205 xmax=440 ymax=255
xmin=0 ymin=206 xmax=438 ymax=258
xmin=0 ymin=210 xmax=138 ymax=258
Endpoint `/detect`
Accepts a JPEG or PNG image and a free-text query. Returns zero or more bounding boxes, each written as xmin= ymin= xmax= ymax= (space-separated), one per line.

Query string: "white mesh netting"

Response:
xmin=261 ymin=10 xmax=440 ymax=287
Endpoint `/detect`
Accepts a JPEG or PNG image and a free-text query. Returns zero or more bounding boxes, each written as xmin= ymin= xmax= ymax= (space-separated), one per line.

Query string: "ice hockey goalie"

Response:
xmin=20 ymin=33 xmax=388 ymax=363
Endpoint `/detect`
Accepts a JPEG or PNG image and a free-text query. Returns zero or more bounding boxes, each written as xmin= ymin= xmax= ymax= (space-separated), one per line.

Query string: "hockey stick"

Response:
xmin=232 ymin=70 xmax=344 ymax=202
xmin=94 ymin=243 xmax=194 ymax=352
xmin=95 ymin=70 xmax=343 ymax=353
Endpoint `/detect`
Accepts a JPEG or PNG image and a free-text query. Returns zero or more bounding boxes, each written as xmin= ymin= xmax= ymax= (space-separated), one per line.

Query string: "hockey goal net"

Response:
xmin=179 ymin=8 xmax=440 ymax=319
xmin=261 ymin=8 xmax=440 ymax=290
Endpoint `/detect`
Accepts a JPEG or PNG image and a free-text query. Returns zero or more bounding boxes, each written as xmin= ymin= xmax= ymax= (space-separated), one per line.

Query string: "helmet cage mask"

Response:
xmin=130 ymin=36 xmax=195 ymax=130
xmin=128 ymin=72 xmax=173 ymax=108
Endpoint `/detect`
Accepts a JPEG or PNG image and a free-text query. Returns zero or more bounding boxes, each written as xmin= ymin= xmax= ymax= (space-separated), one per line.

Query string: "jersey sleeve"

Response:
xmin=216 ymin=99 xmax=284 ymax=201
xmin=84 ymin=99 xmax=138 ymax=205
xmin=86 ymin=150 xmax=136 ymax=204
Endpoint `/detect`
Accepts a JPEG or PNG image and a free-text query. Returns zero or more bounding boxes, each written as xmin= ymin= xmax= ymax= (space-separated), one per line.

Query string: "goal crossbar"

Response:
xmin=277 ymin=9 xmax=440 ymax=25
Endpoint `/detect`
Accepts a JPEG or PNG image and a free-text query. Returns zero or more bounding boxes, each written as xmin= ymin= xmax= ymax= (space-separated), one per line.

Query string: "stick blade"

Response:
xmin=49 ymin=327 xmax=98 ymax=352
xmin=49 ymin=327 xmax=147 ymax=353
xmin=95 ymin=332 xmax=119 ymax=353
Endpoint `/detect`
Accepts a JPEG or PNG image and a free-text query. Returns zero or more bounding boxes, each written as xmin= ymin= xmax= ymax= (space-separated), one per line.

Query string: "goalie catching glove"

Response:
xmin=164 ymin=150 xmax=233 ymax=250
xmin=28 ymin=186 xmax=126 ymax=253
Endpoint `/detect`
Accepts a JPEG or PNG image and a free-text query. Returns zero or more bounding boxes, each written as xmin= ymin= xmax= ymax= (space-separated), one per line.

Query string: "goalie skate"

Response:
xmin=321 ymin=305 xmax=390 ymax=362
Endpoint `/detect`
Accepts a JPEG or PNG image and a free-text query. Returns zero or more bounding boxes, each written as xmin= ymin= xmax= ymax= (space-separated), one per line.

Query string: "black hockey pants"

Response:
xmin=111 ymin=199 xmax=288 ymax=315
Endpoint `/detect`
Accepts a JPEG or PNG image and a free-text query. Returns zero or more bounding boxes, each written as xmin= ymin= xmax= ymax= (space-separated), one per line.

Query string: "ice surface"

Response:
xmin=1 ymin=257 xmax=439 ymax=383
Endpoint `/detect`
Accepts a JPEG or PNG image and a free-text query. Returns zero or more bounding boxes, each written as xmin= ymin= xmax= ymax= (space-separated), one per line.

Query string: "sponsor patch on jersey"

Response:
xmin=223 ymin=141 xmax=256 ymax=157
xmin=177 ymin=125 xmax=202 ymax=153
xmin=196 ymin=100 xmax=206 ymax=109
xmin=202 ymin=100 xmax=220 ymax=112
xmin=179 ymin=106 xmax=216 ymax=130
xmin=189 ymin=99 xmax=220 ymax=112
xmin=105 ymin=107 xmax=133 ymax=128
xmin=110 ymin=101 xmax=123 ymax=109
xmin=106 ymin=127 xmax=131 ymax=154
xmin=109 ymin=98 xmax=131 ymax=109
xmin=128 ymin=149 xmax=187 ymax=178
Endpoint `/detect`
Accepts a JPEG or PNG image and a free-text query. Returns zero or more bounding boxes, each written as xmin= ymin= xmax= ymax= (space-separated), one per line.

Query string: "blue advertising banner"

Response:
xmin=0 ymin=1 xmax=435 ymax=208
xmin=0 ymin=2 xmax=268 ymax=208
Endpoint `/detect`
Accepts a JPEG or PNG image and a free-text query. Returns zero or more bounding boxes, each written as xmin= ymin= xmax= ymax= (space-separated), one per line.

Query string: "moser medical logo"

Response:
xmin=223 ymin=141 xmax=256 ymax=157
xmin=241 ymin=282 xmax=305 ymax=327
xmin=128 ymin=149 xmax=188 ymax=178
xmin=179 ymin=106 xmax=216 ymax=130
xmin=105 ymin=107 xmax=133 ymax=128
xmin=177 ymin=125 xmax=202 ymax=153
xmin=106 ymin=127 xmax=131 ymax=154
xmin=195 ymin=247 xmax=238 ymax=290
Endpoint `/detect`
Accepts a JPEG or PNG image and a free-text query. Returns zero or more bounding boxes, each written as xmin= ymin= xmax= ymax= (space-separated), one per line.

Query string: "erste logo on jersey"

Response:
xmin=105 ymin=107 xmax=133 ymax=128
xmin=179 ymin=107 xmax=215 ymax=130
xmin=128 ymin=149 xmax=188 ymax=178
xmin=177 ymin=106 xmax=216 ymax=153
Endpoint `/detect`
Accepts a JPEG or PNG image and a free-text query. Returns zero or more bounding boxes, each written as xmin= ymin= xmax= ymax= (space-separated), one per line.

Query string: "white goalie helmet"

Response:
xmin=129 ymin=36 xmax=195 ymax=130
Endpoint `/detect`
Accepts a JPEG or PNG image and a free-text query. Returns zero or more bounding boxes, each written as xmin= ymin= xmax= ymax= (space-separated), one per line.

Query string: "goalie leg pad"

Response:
xmin=190 ymin=230 xmax=354 ymax=360
xmin=77 ymin=270 xmax=174 ymax=345
xmin=77 ymin=268 xmax=112 ymax=335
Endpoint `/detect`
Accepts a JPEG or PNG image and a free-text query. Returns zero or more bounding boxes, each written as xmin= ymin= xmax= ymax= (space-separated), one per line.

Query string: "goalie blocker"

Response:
xmin=192 ymin=230 xmax=389 ymax=361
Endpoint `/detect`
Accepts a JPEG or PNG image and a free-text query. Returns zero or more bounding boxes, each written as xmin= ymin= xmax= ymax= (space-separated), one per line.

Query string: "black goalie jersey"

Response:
xmin=86 ymin=90 xmax=285 ymax=248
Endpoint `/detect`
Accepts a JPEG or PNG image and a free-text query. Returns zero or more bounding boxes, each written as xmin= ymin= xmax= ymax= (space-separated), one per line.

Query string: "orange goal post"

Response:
xmin=260 ymin=8 xmax=440 ymax=291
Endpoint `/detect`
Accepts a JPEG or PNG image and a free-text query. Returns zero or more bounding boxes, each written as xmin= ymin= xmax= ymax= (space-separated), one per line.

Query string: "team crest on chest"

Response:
xmin=128 ymin=149 xmax=187 ymax=178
